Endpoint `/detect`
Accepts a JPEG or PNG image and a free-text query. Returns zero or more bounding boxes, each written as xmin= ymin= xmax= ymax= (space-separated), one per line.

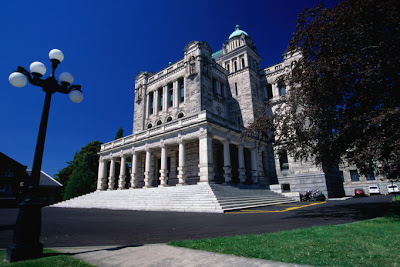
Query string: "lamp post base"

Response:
xmin=5 ymin=200 xmax=44 ymax=262
xmin=6 ymin=243 xmax=44 ymax=262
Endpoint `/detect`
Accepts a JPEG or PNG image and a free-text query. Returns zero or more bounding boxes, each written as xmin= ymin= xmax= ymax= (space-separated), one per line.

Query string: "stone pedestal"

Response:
xmin=159 ymin=169 xmax=169 ymax=187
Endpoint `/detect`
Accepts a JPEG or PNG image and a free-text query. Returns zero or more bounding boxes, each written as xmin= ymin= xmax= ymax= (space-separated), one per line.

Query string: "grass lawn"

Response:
xmin=0 ymin=249 xmax=95 ymax=267
xmin=169 ymin=203 xmax=400 ymax=267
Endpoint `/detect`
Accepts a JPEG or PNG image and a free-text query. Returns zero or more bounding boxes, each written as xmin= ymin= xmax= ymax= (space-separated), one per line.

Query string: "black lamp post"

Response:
xmin=6 ymin=49 xmax=83 ymax=262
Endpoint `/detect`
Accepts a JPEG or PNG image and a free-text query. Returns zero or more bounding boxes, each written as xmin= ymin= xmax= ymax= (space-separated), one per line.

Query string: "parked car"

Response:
xmin=354 ymin=189 xmax=368 ymax=197
xmin=387 ymin=184 xmax=400 ymax=194
xmin=368 ymin=186 xmax=380 ymax=195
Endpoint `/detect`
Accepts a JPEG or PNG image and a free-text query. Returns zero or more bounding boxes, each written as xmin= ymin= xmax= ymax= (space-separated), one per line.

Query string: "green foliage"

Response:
xmin=55 ymin=141 xmax=102 ymax=201
xmin=115 ymin=127 xmax=123 ymax=140
xmin=0 ymin=249 xmax=95 ymax=267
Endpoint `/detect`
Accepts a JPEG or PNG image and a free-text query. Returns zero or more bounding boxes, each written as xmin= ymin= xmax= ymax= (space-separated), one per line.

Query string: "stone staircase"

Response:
xmin=51 ymin=184 xmax=297 ymax=213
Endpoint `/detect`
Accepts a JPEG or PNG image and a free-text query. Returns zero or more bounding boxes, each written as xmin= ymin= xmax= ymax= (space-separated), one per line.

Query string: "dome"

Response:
xmin=229 ymin=25 xmax=249 ymax=39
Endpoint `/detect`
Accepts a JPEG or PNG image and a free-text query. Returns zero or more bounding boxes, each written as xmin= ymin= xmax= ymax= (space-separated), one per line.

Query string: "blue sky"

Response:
xmin=0 ymin=0 xmax=322 ymax=177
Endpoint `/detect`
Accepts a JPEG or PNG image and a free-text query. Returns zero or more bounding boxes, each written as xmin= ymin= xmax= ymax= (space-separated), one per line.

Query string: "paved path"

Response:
xmin=55 ymin=244 xmax=310 ymax=267
xmin=0 ymin=195 xmax=391 ymax=248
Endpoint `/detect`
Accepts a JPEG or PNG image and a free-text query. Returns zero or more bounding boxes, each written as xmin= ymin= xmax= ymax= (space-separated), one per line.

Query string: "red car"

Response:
xmin=354 ymin=189 xmax=368 ymax=197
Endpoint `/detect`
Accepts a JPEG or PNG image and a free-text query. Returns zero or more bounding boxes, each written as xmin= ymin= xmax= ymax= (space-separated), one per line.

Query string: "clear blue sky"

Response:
xmin=0 ymin=0 xmax=322 ymax=177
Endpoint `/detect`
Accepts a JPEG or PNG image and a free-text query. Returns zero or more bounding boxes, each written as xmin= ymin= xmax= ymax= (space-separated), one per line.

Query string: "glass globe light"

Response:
xmin=30 ymin=61 xmax=46 ymax=76
xmin=49 ymin=49 xmax=64 ymax=62
xmin=9 ymin=72 xmax=27 ymax=87
xmin=59 ymin=72 xmax=74 ymax=84
xmin=69 ymin=90 xmax=83 ymax=103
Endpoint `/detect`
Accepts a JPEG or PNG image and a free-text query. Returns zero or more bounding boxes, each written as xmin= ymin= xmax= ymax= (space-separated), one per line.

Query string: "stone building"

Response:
xmin=96 ymin=26 xmax=387 ymax=198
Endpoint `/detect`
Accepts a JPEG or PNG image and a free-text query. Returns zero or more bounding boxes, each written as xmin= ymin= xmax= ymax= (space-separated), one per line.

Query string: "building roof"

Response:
xmin=212 ymin=49 xmax=223 ymax=61
xmin=229 ymin=25 xmax=249 ymax=39
xmin=26 ymin=170 xmax=62 ymax=187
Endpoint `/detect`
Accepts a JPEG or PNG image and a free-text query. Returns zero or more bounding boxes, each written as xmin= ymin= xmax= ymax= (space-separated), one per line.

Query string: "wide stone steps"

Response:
xmin=52 ymin=183 xmax=296 ymax=213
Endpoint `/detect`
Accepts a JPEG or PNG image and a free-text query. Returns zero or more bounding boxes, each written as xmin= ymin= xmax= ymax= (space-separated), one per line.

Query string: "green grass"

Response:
xmin=169 ymin=204 xmax=400 ymax=267
xmin=0 ymin=249 xmax=95 ymax=267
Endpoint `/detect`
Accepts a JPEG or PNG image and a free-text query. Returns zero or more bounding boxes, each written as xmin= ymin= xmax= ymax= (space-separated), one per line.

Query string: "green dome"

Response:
xmin=229 ymin=25 xmax=249 ymax=39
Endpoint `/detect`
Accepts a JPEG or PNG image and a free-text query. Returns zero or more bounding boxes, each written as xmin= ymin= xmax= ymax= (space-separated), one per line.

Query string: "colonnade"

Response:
xmin=97 ymin=133 xmax=262 ymax=190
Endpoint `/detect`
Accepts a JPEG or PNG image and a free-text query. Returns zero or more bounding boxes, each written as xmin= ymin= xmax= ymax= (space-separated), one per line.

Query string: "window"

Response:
xmin=366 ymin=172 xmax=375 ymax=181
xmin=226 ymin=64 xmax=230 ymax=73
xmin=157 ymin=87 xmax=163 ymax=112
xmin=279 ymin=86 xmax=286 ymax=97
xmin=148 ymin=91 xmax=154 ymax=115
xmin=168 ymin=83 xmax=173 ymax=107
xmin=178 ymin=78 xmax=184 ymax=103
xmin=235 ymin=82 xmax=238 ymax=96
xmin=350 ymin=170 xmax=360 ymax=182
xmin=241 ymin=58 xmax=245 ymax=69
xmin=147 ymin=123 xmax=152 ymax=129
xmin=279 ymin=150 xmax=289 ymax=171
xmin=156 ymin=120 xmax=162 ymax=126
xmin=212 ymin=79 xmax=218 ymax=95
xmin=177 ymin=112 xmax=184 ymax=118
xmin=234 ymin=61 xmax=237 ymax=72
xmin=166 ymin=116 xmax=172 ymax=122
xmin=266 ymin=84 xmax=273 ymax=100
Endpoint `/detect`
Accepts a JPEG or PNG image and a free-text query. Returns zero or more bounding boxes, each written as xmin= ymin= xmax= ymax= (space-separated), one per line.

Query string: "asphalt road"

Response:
xmin=0 ymin=195 xmax=392 ymax=249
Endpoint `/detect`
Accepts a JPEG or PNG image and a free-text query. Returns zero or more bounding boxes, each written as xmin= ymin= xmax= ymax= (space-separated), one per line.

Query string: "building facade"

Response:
xmin=97 ymin=26 xmax=387 ymax=197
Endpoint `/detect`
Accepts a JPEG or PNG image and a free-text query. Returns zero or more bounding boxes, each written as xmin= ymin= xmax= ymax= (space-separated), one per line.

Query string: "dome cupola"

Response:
xmin=229 ymin=25 xmax=249 ymax=39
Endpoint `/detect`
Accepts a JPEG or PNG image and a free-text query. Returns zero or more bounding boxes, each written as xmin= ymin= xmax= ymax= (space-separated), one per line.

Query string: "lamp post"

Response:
xmin=6 ymin=49 xmax=83 ymax=262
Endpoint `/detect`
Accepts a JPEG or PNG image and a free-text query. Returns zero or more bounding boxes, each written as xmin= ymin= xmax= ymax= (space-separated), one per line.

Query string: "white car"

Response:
xmin=387 ymin=184 xmax=400 ymax=194
xmin=368 ymin=186 xmax=380 ymax=194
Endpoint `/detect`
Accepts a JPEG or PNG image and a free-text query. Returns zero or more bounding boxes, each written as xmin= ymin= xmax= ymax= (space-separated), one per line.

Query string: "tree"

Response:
xmin=248 ymin=0 xmax=400 ymax=177
xmin=56 ymin=140 xmax=102 ymax=200
xmin=115 ymin=127 xmax=123 ymax=140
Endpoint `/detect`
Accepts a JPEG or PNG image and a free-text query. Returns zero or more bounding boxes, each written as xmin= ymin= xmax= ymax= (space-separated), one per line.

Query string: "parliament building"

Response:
xmin=96 ymin=26 xmax=386 ymax=199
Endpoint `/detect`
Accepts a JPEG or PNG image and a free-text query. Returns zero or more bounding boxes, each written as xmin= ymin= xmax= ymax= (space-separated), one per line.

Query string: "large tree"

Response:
xmin=248 ymin=0 xmax=400 ymax=177
xmin=56 ymin=140 xmax=103 ymax=200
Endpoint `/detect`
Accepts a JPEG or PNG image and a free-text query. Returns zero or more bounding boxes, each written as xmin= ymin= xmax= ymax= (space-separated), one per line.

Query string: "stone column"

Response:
xmin=272 ymin=83 xmax=279 ymax=98
xmin=154 ymin=89 xmax=159 ymax=114
xmin=159 ymin=143 xmax=169 ymax=187
xmin=198 ymin=131 xmax=214 ymax=183
xmin=130 ymin=150 xmax=138 ymax=189
xmin=250 ymin=148 xmax=258 ymax=184
xmin=177 ymin=139 xmax=186 ymax=185
xmin=143 ymin=147 xmax=152 ymax=188
xmin=238 ymin=145 xmax=246 ymax=183
xmin=118 ymin=155 xmax=127 ymax=189
xmin=97 ymin=158 xmax=108 ymax=190
xmin=223 ymin=140 xmax=232 ymax=183
xmin=108 ymin=158 xmax=116 ymax=190
xmin=163 ymin=85 xmax=168 ymax=111
xmin=173 ymin=80 xmax=179 ymax=108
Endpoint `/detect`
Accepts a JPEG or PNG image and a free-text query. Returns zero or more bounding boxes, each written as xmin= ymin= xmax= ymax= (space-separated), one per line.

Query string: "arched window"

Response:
xmin=241 ymin=58 xmax=245 ymax=69
xmin=147 ymin=123 xmax=152 ymax=129
xmin=226 ymin=64 xmax=230 ymax=73
xmin=177 ymin=112 xmax=184 ymax=118
xmin=234 ymin=61 xmax=237 ymax=72
xmin=166 ymin=116 xmax=172 ymax=122
xmin=156 ymin=120 xmax=162 ymax=126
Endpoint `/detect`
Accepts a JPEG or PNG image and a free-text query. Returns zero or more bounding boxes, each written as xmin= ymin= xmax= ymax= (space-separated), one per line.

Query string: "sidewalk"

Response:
xmin=55 ymin=244 xmax=310 ymax=267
